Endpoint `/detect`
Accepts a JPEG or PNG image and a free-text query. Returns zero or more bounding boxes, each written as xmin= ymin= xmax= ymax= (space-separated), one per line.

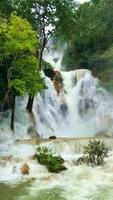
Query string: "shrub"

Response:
xmin=77 ymin=140 xmax=110 ymax=166
xmin=35 ymin=146 xmax=67 ymax=173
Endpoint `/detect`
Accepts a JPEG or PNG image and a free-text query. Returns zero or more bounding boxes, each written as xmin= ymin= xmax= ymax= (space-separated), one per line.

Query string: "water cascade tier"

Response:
xmin=1 ymin=69 xmax=113 ymax=143
xmin=34 ymin=69 xmax=113 ymax=138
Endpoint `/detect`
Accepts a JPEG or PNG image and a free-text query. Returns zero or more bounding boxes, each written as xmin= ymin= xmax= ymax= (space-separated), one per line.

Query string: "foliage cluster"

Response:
xmin=77 ymin=140 xmax=110 ymax=166
xmin=0 ymin=13 xmax=45 ymax=97
xmin=35 ymin=146 xmax=67 ymax=173
xmin=60 ymin=0 xmax=113 ymax=90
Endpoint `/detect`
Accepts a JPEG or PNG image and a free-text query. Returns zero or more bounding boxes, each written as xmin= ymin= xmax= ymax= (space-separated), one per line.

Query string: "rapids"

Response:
xmin=1 ymin=69 xmax=113 ymax=199
xmin=1 ymin=139 xmax=113 ymax=200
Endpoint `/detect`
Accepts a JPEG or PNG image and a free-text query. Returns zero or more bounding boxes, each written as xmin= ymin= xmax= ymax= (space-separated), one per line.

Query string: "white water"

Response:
xmin=1 ymin=39 xmax=113 ymax=199
xmin=1 ymin=140 xmax=113 ymax=200
xmin=1 ymin=69 xmax=113 ymax=142
xmin=32 ymin=69 xmax=113 ymax=138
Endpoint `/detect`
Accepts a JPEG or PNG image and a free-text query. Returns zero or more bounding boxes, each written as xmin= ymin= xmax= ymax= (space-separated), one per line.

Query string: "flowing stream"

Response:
xmin=1 ymin=67 xmax=113 ymax=199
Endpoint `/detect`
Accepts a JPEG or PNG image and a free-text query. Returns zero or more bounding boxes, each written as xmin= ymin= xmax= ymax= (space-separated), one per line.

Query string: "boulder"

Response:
xmin=49 ymin=136 xmax=56 ymax=139
xmin=20 ymin=163 xmax=30 ymax=175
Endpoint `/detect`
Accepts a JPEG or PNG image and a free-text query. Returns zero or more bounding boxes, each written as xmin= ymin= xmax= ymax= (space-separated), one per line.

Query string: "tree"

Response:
xmin=62 ymin=0 xmax=113 ymax=78
xmin=77 ymin=140 xmax=110 ymax=166
xmin=0 ymin=0 xmax=12 ymax=19
xmin=10 ymin=0 xmax=76 ymax=69
xmin=91 ymin=0 xmax=100 ymax=4
xmin=0 ymin=14 xmax=45 ymax=131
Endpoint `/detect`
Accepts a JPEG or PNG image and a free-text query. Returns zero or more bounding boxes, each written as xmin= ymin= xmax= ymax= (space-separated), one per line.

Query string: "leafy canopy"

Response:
xmin=0 ymin=13 xmax=45 ymax=97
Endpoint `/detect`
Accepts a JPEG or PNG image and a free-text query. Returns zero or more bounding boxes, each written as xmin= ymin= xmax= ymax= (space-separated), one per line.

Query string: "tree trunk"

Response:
xmin=10 ymin=94 xmax=15 ymax=132
xmin=39 ymin=38 xmax=46 ymax=70
xmin=39 ymin=47 xmax=43 ymax=70
xmin=26 ymin=94 xmax=34 ymax=113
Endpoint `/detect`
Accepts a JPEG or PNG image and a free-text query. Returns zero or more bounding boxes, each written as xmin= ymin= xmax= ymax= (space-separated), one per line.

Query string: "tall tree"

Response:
xmin=11 ymin=0 xmax=76 ymax=69
xmin=0 ymin=14 xmax=45 ymax=131
xmin=62 ymin=0 xmax=113 ymax=74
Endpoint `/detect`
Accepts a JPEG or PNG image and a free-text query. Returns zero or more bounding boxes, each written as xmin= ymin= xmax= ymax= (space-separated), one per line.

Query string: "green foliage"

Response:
xmin=35 ymin=146 xmax=67 ymax=173
xmin=62 ymin=0 xmax=113 ymax=80
xmin=11 ymin=0 xmax=75 ymax=37
xmin=9 ymin=79 xmax=26 ymax=96
xmin=42 ymin=61 xmax=53 ymax=70
xmin=1 ymin=13 xmax=37 ymax=56
xmin=0 ymin=13 xmax=45 ymax=99
xmin=0 ymin=0 xmax=12 ymax=19
xmin=43 ymin=61 xmax=54 ymax=80
xmin=77 ymin=140 xmax=110 ymax=166
xmin=10 ymin=0 xmax=76 ymax=69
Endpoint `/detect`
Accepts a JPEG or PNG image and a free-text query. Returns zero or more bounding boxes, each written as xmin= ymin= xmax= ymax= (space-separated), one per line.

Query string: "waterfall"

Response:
xmin=33 ymin=69 xmax=113 ymax=138
xmin=1 ymin=69 xmax=113 ymax=185
xmin=1 ymin=69 xmax=113 ymax=142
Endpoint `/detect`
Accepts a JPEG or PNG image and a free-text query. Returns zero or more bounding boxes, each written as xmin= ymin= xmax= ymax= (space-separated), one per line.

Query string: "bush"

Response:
xmin=35 ymin=146 xmax=67 ymax=173
xmin=77 ymin=140 xmax=110 ymax=166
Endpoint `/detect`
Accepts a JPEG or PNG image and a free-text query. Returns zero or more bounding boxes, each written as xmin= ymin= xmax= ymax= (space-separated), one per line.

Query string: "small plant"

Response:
xmin=35 ymin=146 xmax=67 ymax=173
xmin=77 ymin=140 xmax=110 ymax=166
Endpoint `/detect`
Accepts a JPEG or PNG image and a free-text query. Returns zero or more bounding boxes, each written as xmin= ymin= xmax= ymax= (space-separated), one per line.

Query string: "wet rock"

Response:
xmin=20 ymin=163 xmax=30 ymax=175
xmin=53 ymin=71 xmax=63 ymax=94
xmin=49 ymin=136 xmax=56 ymax=139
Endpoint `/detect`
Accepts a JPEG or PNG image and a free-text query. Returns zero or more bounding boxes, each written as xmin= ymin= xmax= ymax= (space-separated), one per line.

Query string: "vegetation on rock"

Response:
xmin=35 ymin=146 xmax=67 ymax=173
xmin=77 ymin=140 xmax=110 ymax=166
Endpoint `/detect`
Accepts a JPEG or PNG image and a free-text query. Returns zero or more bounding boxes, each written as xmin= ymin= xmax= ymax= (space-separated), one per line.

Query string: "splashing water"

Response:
xmin=1 ymin=69 xmax=113 ymax=140
xmin=32 ymin=69 xmax=113 ymax=138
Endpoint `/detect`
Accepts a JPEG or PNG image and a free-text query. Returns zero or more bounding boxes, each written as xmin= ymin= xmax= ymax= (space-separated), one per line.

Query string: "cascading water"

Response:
xmin=1 ymin=70 xmax=113 ymax=200
xmin=32 ymin=69 xmax=113 ymax=138
xmin=1 ymin=69 xmax=113 ymax=141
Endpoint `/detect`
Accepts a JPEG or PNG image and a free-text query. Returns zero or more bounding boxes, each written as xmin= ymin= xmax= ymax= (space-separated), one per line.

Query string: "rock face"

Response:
xmin=20 ymin=163 xmax=30 ymax=175
xmin=53 ymin=71 xmax=63 ymax=94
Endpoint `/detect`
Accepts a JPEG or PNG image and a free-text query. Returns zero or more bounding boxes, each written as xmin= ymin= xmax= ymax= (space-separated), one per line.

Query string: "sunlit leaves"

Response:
xmin=0 ymin=13 xmax=45 ymax=97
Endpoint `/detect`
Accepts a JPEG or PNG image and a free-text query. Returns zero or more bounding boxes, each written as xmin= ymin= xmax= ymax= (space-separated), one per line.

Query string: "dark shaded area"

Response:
xmin=44 ymin=68 xmax=55 ymax=80
xmin=60 ymin=103 xmax=68 ymax=117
